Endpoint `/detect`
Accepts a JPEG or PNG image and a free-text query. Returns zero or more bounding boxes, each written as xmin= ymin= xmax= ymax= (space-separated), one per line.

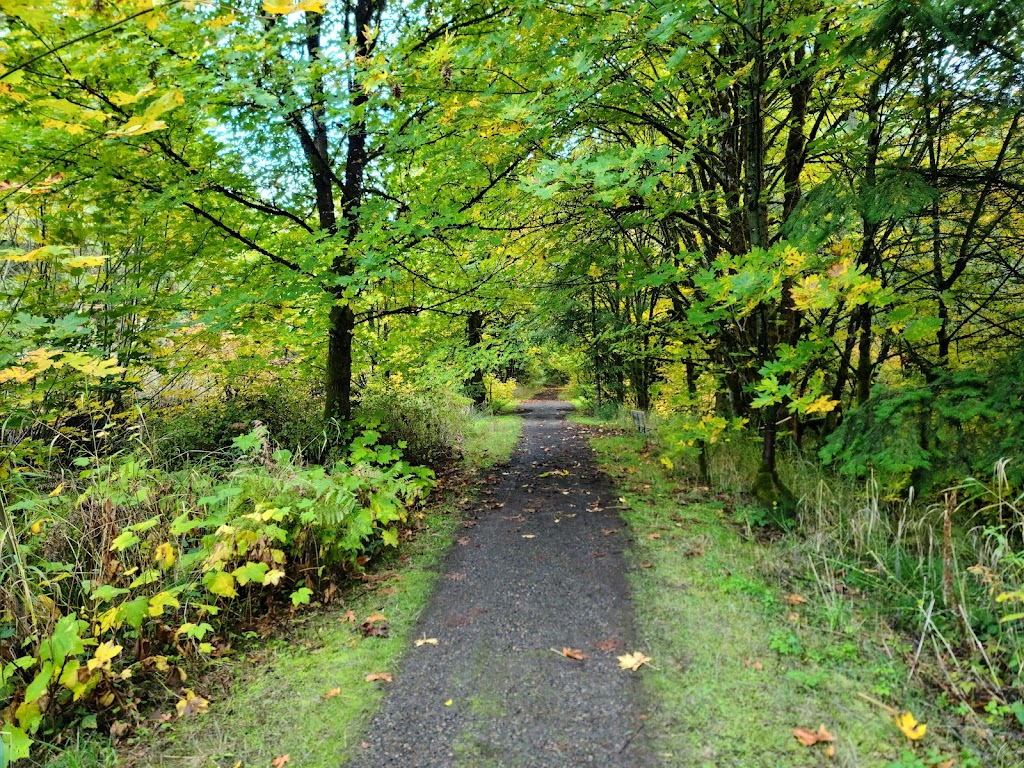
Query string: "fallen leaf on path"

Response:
xmin=596 ymin=638 xmax=621 ymax=651
xmin=560 ymin=647 xmax=587 ymax=660
xmin=602 ymin=528 xmax=619 ymax=536
xmin=444 ymin=699 xmax=453 ymax=706
xmin=271 ymin=755 xmax=290 ymax=768
xmin=365 ymin=672 xmax=393 ymax=683
xmin=618 ymin=652 xmax=651 ymax=671
xmin=415 ymin=636 xmax=439 ymax=647
xmin=457 ymin=536 xmax=470 ymax=545
xmin=322 ymin=687 xmax=341 ymax=699
xmin=784 ymin=594 xmax=808 ymax=606
xmin=894 ymin=711 xmax=927 ymax=740
xmin=360 ymin=742 xmax=370 ymax=749
xmin=792 ymin=724 xmax=834 ymax=746
xmin=522 ymin=534 xmax=536 ymax=539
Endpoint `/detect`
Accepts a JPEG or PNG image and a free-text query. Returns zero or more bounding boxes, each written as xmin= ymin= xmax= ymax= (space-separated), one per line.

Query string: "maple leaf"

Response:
xmin=341 ymin=610 xmax=357 ymax=622
xmin=88 ymin=641 xmax=123 ymax=672
xmin=618 ymin=652 xmax=651 ymax=671
xmin=271 ymin=755 xmax=291 ymax=768
xmin=784 ymin=593 xmax=808 ymax=606
xmin=415 ymin=636 xmax=439 ymax=647
xmin=322 ymin=687 xmax=341 ymax=699
xmin=364 ymin=613 xmax=387 ymax=623
xmin=175 ymin=689 xmax=210 ymax=718
xmin=792 ymin=724 xmax=834 ymax=746
xmin=365 ymin=672 xmax=393 ymax=683
xmin=560 ymin=647 xmax=586 ymax=660
xmin=894 ymin=711 xmax=927 ymax=740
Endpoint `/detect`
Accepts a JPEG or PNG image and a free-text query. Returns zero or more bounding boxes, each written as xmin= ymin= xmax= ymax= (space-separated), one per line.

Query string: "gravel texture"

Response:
xmin=347 ymin=396 xmax=652 ymax=767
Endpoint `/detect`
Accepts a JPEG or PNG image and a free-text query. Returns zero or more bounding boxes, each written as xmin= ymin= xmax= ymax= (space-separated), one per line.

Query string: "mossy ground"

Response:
xmin=47 ymin=415 xmax=524 ymax=768
xmin=584 ymin=424 xmax=980 ymax=768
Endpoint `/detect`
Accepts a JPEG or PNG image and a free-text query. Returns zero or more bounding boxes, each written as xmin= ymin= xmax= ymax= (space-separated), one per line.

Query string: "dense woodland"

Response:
xmin=2 ymin=0 xmax=1024 ymax=763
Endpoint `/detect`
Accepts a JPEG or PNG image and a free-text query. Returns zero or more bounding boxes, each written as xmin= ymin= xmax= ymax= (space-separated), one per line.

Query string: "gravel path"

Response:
xmin=347 ymin=396 xmax=652 ymax=767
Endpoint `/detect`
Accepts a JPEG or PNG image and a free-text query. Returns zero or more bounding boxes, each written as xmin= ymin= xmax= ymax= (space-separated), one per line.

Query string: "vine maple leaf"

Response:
xmin=617 ymin=652 xmax=651 ymax=671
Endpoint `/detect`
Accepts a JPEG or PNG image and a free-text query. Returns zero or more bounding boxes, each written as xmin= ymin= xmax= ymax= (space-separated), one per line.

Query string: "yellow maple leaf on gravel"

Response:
xmin=617 ymin=651 xmax=651 ymax=671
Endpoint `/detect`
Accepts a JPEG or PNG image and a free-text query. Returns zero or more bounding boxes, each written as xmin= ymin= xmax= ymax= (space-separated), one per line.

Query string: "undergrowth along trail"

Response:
xmin=584 ymin=420 xmax=1014 ymax=768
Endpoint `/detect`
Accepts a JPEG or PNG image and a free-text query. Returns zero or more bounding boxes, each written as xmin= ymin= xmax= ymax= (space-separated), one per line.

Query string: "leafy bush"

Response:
xmin=147 ymin=382 xmax=327 ymax=465
xmin=821 ymin=355 xmax=1024 ymax=496
xmin=355 ymin=375 xmax=470 ymax=466
xmin=482 ymin=376 xmax=517 ymax=414
xmin=0 ymin=425 xmax=433 ymax=762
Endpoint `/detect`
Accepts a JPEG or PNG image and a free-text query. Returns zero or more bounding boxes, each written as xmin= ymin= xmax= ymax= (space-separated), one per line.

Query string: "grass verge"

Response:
xmin=585 ymin=423 xmax=990 ymax=768
xmin=58 ymin=413 xmax=524 ymax=768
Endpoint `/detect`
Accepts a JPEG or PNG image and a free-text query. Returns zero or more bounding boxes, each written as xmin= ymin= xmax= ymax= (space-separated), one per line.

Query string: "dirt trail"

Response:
xmin=347 ymin=396 xmax=651 ymax=767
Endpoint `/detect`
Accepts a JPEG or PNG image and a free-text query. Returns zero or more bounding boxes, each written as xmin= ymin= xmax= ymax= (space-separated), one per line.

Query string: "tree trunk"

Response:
xmin=466 ymin=310 xmax=486 ymax=406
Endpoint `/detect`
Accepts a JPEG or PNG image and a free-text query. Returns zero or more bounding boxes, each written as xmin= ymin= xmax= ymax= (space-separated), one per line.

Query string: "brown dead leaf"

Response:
xmin=601 ymin=528 xmax=619 ymax=536
xmin=456 ymin=536 xmax=471 ymax=546
xmin=560 ymin=647 xmax=587 ymax=660
xmin=322 ymin=687 xmax=341 ymax=699
xmin=365 ymin=613 xmax=387 ymax=623
xmin=596 ymin=637 xmax=621 ymax=652
xmin=645 ymin=533 xmax=661 ymax=540
xmin=109 ymin=721 xmax=129 ymax=739
xmin=792 ymin=724 xmax=834 ymax=747
xmin=784 ymin=593 xmax=808 ymax=606
xmin=639 ymin=561 xmax=653 ymax=569
xmin=365 ymin=672 xmax=393 ymax=683
xmin=360 ymin=742 xmax=370 ymax=749
xmin=341 ymin=610 xmax=357 ymax=623
xmin=271 ymin=756 xmax=290 ymax=768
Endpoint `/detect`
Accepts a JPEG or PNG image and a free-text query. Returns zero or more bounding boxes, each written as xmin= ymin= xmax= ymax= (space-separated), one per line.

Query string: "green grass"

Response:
xmin=45 ymin=413 xmax=525 ymax=768
xmin=587 ymin=429 xmax=981 ymax=768
xmin=462 ymin=413 xmax=523 ymax=469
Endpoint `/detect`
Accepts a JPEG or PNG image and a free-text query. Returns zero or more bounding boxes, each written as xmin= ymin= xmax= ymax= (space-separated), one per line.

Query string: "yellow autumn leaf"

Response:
xmin=262 ymin=1 xmax=297 ymax=13
xmin=154 ymin=541 xmax=176 ymax=569
xmin=87 ymin=640 xmax=123 ymax=672
xmin=176 ymin=689 xmax=210 ymax=718
xmin=803 ymin=396 xmax=839 ymax=415
xmin=894 ymin=711 xmax=927 ymax=740
xmin=617 ymin=651 xmax=652 ymax=671
xmin=48 ymin=484 xmax=64 ymax=497
xmin=659 ymin=456 xmax=674 ymax=471
xmin=205 ymin=570 xmax=237 ymax=598
xmin=64 ymin=255 xmax=107 ymax=269
xmin=298 ymin=0 xmax=326 ymax=11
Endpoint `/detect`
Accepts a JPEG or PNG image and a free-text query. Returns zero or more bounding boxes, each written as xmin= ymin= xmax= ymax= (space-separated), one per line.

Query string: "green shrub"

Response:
xmin=822 ymin=355 xmax=1024 ymax=496
xmin=0 ymin=425 xmax=433 ymax=762
xmin=148 ymin=382 xmax=326 ymax=465
xmin=355 ymin=375 xmax=470 ymax=466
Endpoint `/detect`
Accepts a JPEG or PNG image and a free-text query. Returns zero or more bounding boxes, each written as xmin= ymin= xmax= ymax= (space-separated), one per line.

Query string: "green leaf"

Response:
xmin=0 ymin=724 xmax=31 ymax=764
xmin=24 ymin=661 xmax=53 ymax=704
xmin=290 ymin=587 xmax=313 ymax=607
xmin=231 ymin=561 xmax=269 ymax=587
